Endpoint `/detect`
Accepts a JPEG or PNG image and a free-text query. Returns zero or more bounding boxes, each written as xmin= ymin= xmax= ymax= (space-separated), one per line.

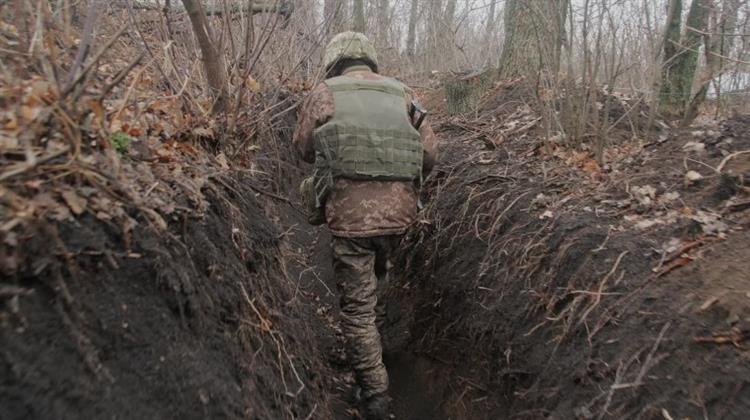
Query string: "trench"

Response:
xmin=277 ymin=199 xmax=453 ymax=420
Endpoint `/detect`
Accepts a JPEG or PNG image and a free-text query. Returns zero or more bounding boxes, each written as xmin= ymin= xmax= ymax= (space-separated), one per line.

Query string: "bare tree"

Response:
xmin=324 ymin=0 xmax=347 ymax=34
xmin=444 ymin=0 xmax=457 ymax=28
xmin=427 ymin=0 xmax=444 ymax=68
xmin=659 ymin=0 xmax=711 ymax=117
xmin=497 ymin=0 xmax=569 ymax=80
xmin=353 ymin=0 xmax=366 ymax=32
xmin=683 ymin=0 xmax=742 ymax=123
xmin=482 ymin=0 xmax=498 ymax=65
xmin=181 ymin=0 xmax=227 ymax=113
xmin=377 ymin=0 xmax=390 ymax=44
xmin=406 ymin=0 xmax=419 ymax=58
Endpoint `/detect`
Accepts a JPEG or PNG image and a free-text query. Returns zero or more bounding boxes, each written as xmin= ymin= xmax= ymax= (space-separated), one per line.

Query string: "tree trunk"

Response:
xmin=406 ymin=0 xmax=419 ymax=58
xmin=497 ymin=0 xmax=568 ymax=81
xmin=484 ymin=0 xmax=497 ymax=43
xmin=181 ymin=0 xmax=227 ymax=113
xmin=427 ymin=0 xmax=444 ymax=68
xmin=443 ymin=0 xmax=457 ymax=28
xmin=376 ymin=0 xmax=389 ymax=44
xmin=682 ymin=0 xmax=740 ymax=124
xmin=353 ymin=0 xmax=365 ymax=32
xmin=441 ymin=0 xmax=457 ymax=62
xmin=445 ymin=70 xmax=493 ymax=115
xmin=324 ymin=0 xmax=346 ymax=34
xmin=482 ymin=0 xmax=497 ymax=65
xmin=659 ymin=0 xmax=711 ymax=117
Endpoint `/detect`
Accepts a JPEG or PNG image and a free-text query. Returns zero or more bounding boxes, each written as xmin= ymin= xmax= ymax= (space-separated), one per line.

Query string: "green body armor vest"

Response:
xmin=310 ymin=75 xmax=423 ymax=208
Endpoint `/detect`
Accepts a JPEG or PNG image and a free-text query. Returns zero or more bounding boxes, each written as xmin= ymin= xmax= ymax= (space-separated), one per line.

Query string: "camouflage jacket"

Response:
xmin=293 ymin=66 xmax=439 ymax=238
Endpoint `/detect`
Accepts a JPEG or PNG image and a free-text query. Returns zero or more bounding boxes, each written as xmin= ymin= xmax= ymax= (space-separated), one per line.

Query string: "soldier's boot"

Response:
xmin=363 ymin=392 xmax=392 ymax=420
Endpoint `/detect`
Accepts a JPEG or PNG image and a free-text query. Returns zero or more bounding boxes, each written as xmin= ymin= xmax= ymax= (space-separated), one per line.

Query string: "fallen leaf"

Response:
xmin=193 ymin=126 xmax=213 ymax=138
xmin=24 ymin=179 xmax=43 ymax=190
xmin=19 ymin=105 xmax=41 ymax=122
xmin=658 ymin=191 xmax=680 ymax=204
xmin=30 ymin=80 xmax=52 ymax=99
xmin=246 ymin=76 xmax=261 ymax=93
xmin=4 ymin=113 xmax=19 ymax=130
xmin=635 ymin=219 xmax=658 ymax=230
xmin=632 ymin=185 xmax=657 ymax=206
xmin=685 ymin=170 xmax=703 ymax=184
xmin=690 ymin=210 xmax=728 ymax=235
xmin=110 ymin=118 xmax=123 ymax=133
xmin=216 ymin=153 xmax=229 ymax=170
xmin=582 ymin=158 xmax=601 ymax=175
xmin=61 ymin=190 xmax=87 ymax=215
xmin=682 ymin=141 xmax=706 ymax=153
xmin=88 ymin=99 xmax=105 ymax=128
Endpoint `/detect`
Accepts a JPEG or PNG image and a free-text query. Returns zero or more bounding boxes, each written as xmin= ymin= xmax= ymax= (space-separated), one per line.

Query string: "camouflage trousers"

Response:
xmin=331 ymin=235 xmax=400 ymax=399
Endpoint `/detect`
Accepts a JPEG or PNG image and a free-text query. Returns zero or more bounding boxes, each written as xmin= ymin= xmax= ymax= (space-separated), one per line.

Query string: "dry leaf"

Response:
xmin=581 ymin=158 xmax=601 ymax=175
xmin=689 ymin=210 xmax=728 ymax=235
xmin=682 ymin=141 xmax=706 ymax=153
xmin=685 ymin=170 xmax=703 ymax=184
xmin=246 ymin=76 xmax=261 ymax=93
xmin=61 ymin=190 xmax=87 ymax=215
xmin=88 ymin=99 xmax=105 ymax=127
xmin=635 ymin=219 xmax=658 ymax=230
xmin=19 ymin=105 xmax=41 ymax=122
xmin=193 ymin=126 xmax=213 ymax=138
xmin=4 ymin=113 xmax=19 ymax=130
xmin=632 ymin=185 xmax=657 ymax=206
xmin=216 ymin=153 xmax=229 ymax=170
xmin=24 ymin=179 xmax=43 ymax=190
xmin=110 ymin=118 xmax=123 ymax=133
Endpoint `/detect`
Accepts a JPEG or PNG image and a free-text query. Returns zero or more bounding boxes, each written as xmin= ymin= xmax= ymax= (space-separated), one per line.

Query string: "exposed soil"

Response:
xmin=1 ymin=173 xmax=333 ymax=419
xmin=382 ymin=86 xmax=750 ymax=419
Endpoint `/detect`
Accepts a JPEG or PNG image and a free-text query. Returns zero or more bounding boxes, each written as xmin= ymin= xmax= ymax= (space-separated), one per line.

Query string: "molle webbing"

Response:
xmin=313 ymin=76 xmax=423 ymax=183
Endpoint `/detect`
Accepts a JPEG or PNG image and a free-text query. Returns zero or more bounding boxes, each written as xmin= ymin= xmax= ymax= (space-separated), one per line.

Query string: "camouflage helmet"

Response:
xmin=323 ymin=32 xmax=379 ymax=74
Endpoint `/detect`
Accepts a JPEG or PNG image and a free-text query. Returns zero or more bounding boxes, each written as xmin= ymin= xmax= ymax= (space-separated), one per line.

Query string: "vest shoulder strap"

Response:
xmin=324 ymin=76 xmax=405 ymax=98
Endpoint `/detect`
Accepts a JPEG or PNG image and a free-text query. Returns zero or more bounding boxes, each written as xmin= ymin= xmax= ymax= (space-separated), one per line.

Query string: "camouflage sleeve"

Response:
xmin=404 ymin=87 xmax=439 ymax=177
xmin=292 ymin=82 xmax=334 ymax=163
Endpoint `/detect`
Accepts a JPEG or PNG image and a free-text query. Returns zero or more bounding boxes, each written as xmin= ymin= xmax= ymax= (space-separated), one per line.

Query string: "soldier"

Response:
xmin=293 ymin=32 xmax=438 ymax=419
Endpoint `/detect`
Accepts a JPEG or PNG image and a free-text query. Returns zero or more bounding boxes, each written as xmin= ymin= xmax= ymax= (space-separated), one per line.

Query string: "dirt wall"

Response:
xmin=1 ymin=174 xmax=332 ymax=420
xmin=386 ymin=110 xmax=750 ymax=419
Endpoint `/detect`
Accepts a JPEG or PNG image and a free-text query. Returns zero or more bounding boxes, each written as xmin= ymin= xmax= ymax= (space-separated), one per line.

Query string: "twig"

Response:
xmin=575 ymin=251 xmax=628 ymax=334
xmin=65 ymin=0 xmax=99 ymax=85
xmin=0 ymin=146 xmax=70 ymax=182
xmin=610 ymin=322 xmax=671 ymax=390
xmin=97 ymin=52 xmax=145 ymax=100
xmin=0 ymin=286 xmax=34 ymax=298
xmin=62 ymin=25 xmax=130 ymax=98
xmin=717 ymin=150 xmax=750 ymax=173
xmin=694 ymin=327 xmax=749 ymax=347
